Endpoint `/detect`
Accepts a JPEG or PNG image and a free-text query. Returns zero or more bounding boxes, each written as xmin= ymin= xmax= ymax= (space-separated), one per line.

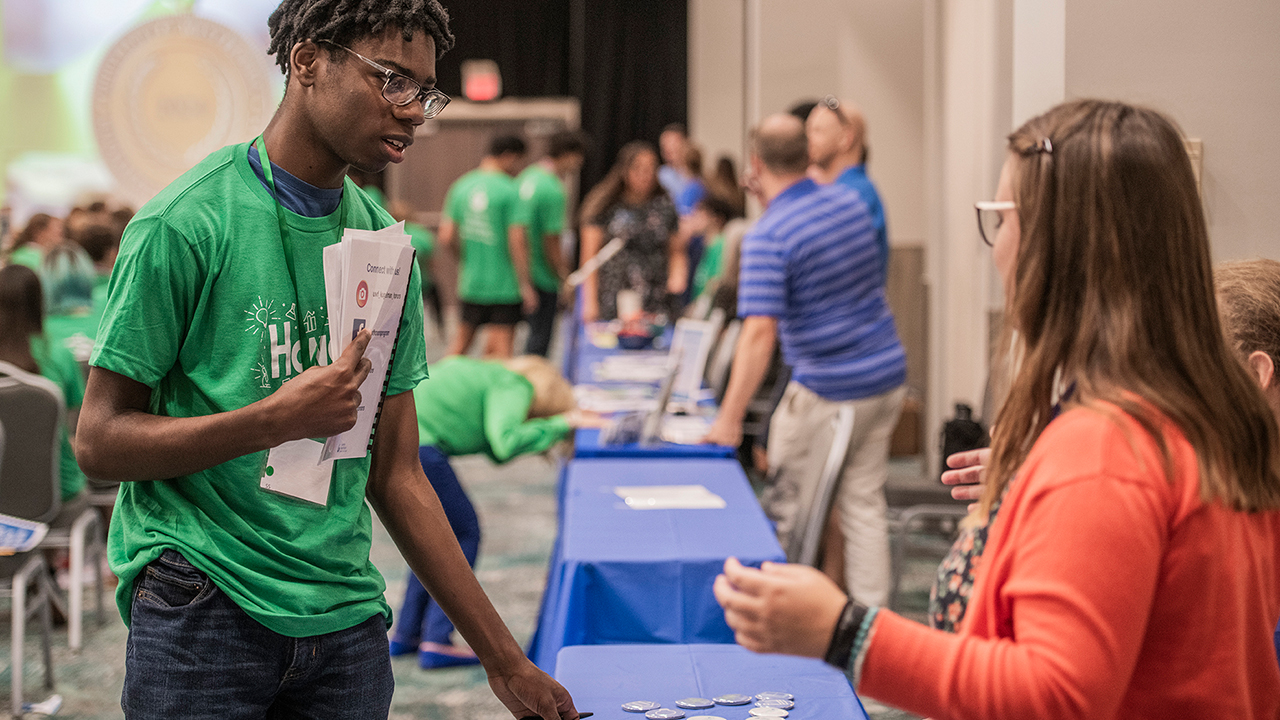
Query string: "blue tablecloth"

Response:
xmin=573 ymin=428 xmax=735 ymax=460
xmin=555 ymin=643 xmax=868 ymax=720
xmin=528 ymin=459 xmax=784 ymax=674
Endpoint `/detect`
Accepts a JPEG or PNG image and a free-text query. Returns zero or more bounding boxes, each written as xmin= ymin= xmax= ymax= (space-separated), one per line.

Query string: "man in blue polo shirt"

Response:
xmin=807 ymin=96 xmax=888 ymax=285
xmin=704 ymin=113 xmax=906 ymax=607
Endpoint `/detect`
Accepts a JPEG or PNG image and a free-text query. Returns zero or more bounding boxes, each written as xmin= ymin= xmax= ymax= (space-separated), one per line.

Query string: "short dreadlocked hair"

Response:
xmin=267 ymin=0 xmax=455 ymax=76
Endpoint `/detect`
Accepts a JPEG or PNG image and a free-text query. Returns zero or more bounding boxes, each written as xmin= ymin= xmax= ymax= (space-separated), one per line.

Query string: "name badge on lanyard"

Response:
xmin=253 ymin=134 xmax=349 ymax=506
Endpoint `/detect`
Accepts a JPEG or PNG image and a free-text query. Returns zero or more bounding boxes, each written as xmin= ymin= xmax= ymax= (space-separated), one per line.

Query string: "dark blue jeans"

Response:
xmin=122 ymin=550 xmax=394 ymax=719
xmin=391 ymin=446 xmax=481 ymax=647
xmin=523 ymin=289 xmax=560 ymax=358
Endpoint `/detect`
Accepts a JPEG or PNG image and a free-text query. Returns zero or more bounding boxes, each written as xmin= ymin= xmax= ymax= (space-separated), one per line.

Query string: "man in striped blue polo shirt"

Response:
xmin=704 ymin=113 xmax=906 ymax=607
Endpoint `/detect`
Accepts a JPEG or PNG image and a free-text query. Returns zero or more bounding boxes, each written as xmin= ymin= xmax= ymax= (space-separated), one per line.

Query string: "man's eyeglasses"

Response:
xmin=322 ymin=41 xmax=450 ymax=119
xmin=975 ymin=200 xmax=1015 ymax=247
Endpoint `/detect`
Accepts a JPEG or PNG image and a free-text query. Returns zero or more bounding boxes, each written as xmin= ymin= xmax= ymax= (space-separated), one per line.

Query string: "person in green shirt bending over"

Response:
xmin=390 ymin=355 xmax=602 ymax=668
xmin=510 ymin=130 xmax=588 ymax=357
xmin=75 ymin=1 xmax=579 ymax=718
xmin=441 ymin=135 xmax=527 ymax=357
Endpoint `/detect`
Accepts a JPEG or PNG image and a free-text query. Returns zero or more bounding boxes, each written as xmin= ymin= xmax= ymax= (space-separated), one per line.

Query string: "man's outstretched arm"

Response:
xmin=702 ymin=315 xmax=778 ymax=448
xmin=366 ymin=390 xmax=579 ymax=720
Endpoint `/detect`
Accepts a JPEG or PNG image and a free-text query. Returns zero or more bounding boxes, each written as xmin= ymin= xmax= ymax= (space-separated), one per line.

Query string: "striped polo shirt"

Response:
xmin=738 ymin=177 xmax=906 ymax=401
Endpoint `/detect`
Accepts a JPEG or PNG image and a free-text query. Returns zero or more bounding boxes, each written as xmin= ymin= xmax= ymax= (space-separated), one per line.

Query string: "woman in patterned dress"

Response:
xmin=579 ymin=141 xmax=680 ymax=322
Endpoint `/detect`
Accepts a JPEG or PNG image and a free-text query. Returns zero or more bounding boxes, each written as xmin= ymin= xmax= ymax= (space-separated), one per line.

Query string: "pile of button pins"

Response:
xmin=621 ymin=691 xmax=796 ymax=719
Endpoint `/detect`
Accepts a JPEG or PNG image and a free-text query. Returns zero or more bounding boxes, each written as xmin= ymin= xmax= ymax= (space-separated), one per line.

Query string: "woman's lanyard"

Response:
xmin=253 ymin=134 xmax=348 ymax=306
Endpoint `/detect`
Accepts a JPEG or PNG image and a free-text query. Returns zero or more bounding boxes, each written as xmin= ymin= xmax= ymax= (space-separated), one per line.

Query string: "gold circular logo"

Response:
xmin=93 ymin=15 xmax=276 ymax=207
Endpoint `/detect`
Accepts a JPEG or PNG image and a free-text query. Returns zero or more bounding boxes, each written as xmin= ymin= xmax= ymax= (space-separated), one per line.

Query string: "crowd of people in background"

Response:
xmin=0 ymin=199 xmax=132 ymax=586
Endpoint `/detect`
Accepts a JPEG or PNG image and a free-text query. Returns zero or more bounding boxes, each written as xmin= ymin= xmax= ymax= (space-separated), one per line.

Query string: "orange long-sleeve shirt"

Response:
xmin=860 ymin=403 xmax=1280 ymax=719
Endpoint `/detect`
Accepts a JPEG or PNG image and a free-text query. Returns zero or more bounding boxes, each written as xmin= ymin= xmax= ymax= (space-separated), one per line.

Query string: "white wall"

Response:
xmin=688 ymin=0 xmax=927 ymax=245
xmin=1064 ymin=0 xmax=1280 ymax=262
xmin=688 ymin=0 xmax=747 ymax=172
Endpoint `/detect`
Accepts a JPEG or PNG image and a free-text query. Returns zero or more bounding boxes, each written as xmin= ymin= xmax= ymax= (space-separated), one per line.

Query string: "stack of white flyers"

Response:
xmin=320 ymin=221 xmax=415 ymax=461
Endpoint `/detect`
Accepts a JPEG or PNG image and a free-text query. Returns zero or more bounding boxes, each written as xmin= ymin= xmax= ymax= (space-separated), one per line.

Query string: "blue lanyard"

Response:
xmin=253 ymin=134 xmax=348 ymax=311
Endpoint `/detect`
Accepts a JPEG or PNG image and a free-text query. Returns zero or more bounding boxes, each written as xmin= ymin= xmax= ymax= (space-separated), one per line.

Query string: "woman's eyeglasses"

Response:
xmin=322 ymin=41 xmax=451 ymax=119
xmin=974 ymin=201 xmax=1015 ymax=247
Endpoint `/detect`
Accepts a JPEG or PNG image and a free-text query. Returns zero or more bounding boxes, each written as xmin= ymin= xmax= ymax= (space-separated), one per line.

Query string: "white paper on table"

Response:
xmin=592 ymin=354 xmax=673 ymax=382
xmin=614 ymin=484 xmax=727 ymax=510
xmin=260 ymin=438 xmax=334 ymax=505
xmin=573 ymin=384 xmax=660 ymax=414
xmin=660 ymin=415 xmax=714 ymax=445
xmin=320 ymin=223 xmax=414 ymax=461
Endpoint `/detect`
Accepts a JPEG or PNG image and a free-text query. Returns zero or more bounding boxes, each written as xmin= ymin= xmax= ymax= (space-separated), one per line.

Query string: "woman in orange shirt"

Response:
xmin=714 ymin=99 xmax=1280 ymax=719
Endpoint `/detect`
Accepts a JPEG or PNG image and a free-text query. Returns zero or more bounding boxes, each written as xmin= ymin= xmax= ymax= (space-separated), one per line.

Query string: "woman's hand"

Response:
xmin=713 ymin=557 xmax=847 ymax=658
xmin=941 ymin=447 xmax=990 ymax=504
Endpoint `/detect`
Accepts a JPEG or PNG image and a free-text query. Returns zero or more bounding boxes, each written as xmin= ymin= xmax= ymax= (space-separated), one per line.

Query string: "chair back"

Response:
xmin=706 ymin=318 xmax=742 ymax=403
xmin=0 ymin=361 xmax=64 ymax=523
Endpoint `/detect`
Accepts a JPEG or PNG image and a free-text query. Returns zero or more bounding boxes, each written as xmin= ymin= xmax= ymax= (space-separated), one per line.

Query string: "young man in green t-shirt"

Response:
xmin=440 ymin=135 xmax=527 ymax=357
xmin=510 ymin=130 xmax=587 ymax=357
xmin=76 ymin=2 xmax=578 ymax=718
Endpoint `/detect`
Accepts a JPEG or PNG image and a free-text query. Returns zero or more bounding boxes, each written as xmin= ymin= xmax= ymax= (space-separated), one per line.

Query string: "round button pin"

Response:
xmin=748 ymin=708 xmax=789 ymax=718
xmin=686 ymin=717 xmax=728 ymax=720
xmin=755 ymin=692 xmax=795 ymax=701
xmin=622 ymin=701 xmax=662 ymax=712
xmin=755 ymin=698 xmax=795 ymax=709
xmin=675 ymin=698 xmax=715 ymax=709
xmin=712 ymin=694 xmax=752 ymax=706
xmin=646 ymin=709 xmax=685 ymax=720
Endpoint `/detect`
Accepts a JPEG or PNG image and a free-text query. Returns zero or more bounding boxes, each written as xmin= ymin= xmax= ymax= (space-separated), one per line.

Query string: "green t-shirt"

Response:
xmin=360 ymin=185 xmax=387 ymax=209
xmin=406 ymin=221 xmax=435 ymax=291
xmin=511 ymin=164 xmax=567 ymax=293
xmin=9 ymin=244 xmax=43 ymax=270
xmin=692 ymin=232 xmax=726 ymax=300
xmin=444 ymin=169 xmax=520 ymax=304
xmin=92 ymin=272 xmax=110 ymax=309
xmin=45 ymin=312 xmax=99 ymax=364
xmin=30 ymin=334 xmax=86 ymax=500
xmin=413 ymin=357 xmax=570 ymax=463
xmin=91 ymin=141 xmax=429 ymax=638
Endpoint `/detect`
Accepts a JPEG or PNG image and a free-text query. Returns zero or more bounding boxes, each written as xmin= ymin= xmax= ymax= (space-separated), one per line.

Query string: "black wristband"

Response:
xmin=823 ymin=598 xmax=866 ymax=669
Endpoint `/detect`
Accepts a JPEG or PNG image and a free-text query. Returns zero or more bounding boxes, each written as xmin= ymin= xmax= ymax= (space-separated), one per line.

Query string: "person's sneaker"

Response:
xmin=418 ymin=641 xmax=480 ymax=669
xmin=389 ymin=638 xmax=418 ymax=656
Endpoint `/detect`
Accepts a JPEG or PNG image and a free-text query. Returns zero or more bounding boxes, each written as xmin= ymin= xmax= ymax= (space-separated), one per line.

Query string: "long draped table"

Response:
xmin=528 ymin=458 xmax=784 ymax=674
xmin=555 ymin=643 xmax=869 ymax=720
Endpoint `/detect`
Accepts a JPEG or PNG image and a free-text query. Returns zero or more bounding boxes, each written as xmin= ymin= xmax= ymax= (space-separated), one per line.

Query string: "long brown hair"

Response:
xmin=983 ymin=99 xmax=1280 ymax=514
xmin=579 ymin=141 xmax=666 ymax=225
xmin=0 ymin=264 xmax=44 ymax=373
xmin=11 ymin=213 xmax=57 ymax=250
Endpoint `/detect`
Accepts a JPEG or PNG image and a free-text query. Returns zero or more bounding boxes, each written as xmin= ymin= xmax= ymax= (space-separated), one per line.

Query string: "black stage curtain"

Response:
xmin=434 ymin=0 xmax=688 ymax=196
xmin=434 ymin=0 xmax=573 ymax=100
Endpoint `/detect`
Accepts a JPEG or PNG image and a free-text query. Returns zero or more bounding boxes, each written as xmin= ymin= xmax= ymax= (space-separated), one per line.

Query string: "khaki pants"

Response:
xmin=761 ymin=381 xmax=906 ymax=606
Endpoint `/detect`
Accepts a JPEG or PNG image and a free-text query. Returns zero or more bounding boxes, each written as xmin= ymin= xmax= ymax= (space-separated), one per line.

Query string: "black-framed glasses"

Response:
xmin=323 ymin=41 xmax=450 ymax=119
xmin=975 ymin=200 xmax=1015 ymax=246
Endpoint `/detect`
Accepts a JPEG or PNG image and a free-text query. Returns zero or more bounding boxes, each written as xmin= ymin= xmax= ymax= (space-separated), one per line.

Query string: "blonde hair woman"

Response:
xmin=713 ymin=100 xmax=1280 ymax=718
